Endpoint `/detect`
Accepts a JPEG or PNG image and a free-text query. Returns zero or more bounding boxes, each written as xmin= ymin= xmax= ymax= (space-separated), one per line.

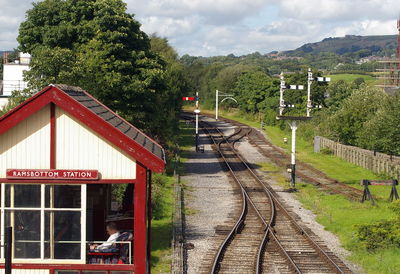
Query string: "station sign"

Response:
xmin=6 ymin=169 xmax=99 ymax=180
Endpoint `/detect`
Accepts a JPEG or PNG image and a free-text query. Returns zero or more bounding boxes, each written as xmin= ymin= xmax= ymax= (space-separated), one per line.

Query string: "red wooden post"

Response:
xmin=135 ymin=163 xmax=148 ymax=273
xmin=50 ymin=103 xmax=56 ymax=169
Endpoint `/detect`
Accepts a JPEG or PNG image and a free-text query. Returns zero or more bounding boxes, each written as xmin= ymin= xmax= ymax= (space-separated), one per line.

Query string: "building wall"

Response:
xmin=55 ymin=107 xmax=136 ymax=179
xmin=2 ymin=64 xmax=29 ymax=96
xmin=0 ymin=105 xmax=51 ymax=177
xmin=0 ymin=105 xmax=136 ymax=179
xmin=0 ymin=270 xmax=49 ymax=274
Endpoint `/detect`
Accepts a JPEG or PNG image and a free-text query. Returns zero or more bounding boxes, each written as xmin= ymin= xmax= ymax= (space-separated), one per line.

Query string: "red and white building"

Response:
xmin=0 ymin=84 xmax=165 ymax=273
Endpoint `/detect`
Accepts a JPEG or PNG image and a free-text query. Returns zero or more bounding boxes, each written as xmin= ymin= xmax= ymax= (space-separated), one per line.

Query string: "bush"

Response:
xmin=151 ymin=173 xmax=168 ymax=220
xmin=356 ymin=200 xmax=400 ymax=251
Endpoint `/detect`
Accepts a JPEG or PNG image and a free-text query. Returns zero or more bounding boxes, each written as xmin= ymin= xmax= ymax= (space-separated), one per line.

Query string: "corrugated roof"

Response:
xmin=55 ymin=84 xmax=165 ymax=162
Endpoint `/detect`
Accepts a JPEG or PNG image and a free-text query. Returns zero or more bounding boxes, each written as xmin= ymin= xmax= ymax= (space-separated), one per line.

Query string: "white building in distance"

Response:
xmin=1 ymin=52 xmax=30 ymax=108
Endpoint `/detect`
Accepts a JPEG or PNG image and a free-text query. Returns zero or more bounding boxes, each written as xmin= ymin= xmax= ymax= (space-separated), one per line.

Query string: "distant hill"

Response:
xmin=283 ymin=35 xmax=397 ymax=56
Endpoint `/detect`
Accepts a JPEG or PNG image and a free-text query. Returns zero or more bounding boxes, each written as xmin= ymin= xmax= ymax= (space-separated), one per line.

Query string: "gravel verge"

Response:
xmin=182 ymin=122 xmax=237 ymax=274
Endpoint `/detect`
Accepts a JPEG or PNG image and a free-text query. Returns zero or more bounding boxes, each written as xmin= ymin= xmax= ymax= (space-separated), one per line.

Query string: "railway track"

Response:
xmin=198 ymin=119 xmax=352 ymax=274
xmin=206 ymin=114 xmax=364 ymax=202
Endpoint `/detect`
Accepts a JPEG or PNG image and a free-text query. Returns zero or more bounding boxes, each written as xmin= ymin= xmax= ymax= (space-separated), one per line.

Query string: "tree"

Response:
xmin=358 ymin=91 xmax=400 ymax=155
xmin=319 ymin=85 xmax=386 ymax=145
xmin=233 ymin=71 xmax=277 ymax=114
xmin=17 ymin=0 xmax=172 ymax=139
xmin=149 ymin=35 xmax=188 ymax=142
xmin=324 ymin=80 xmax=353 ymax=111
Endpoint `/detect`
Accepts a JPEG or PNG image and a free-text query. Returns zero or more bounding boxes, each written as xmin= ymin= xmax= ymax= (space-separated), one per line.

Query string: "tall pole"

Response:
xmin=279 ymin=72 xmax=285 ymax=116
xmin=195 ymin=92 xmax=200 ymax=152
xmin=215 ymin=89 xmax=219 ymax=120
xmin=307 ymin=68 xmax=313 ymax=117
xmin=290 ymin=121 xmax=298 ymax=189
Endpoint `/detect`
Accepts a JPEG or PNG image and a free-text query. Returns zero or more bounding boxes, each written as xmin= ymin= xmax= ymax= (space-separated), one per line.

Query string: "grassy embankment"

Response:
xmin=208 ymin=108 xmax=400 ymax=274
xmin=150 ymin=121 xmax=195 ymax=273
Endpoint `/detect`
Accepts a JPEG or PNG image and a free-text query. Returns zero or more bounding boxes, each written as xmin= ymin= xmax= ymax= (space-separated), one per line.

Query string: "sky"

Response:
xmin=0 ymin=0 xmax=399 ymax=57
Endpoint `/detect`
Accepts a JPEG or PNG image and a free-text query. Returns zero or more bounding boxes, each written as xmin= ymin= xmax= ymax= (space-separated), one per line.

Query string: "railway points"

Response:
xmin=180 ymin=113 xmax=360 ymax=273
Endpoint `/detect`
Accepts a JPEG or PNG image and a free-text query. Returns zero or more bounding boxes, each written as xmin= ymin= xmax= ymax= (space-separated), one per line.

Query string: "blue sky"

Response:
xmin=0 ymin=0 xmax=398 ymax=57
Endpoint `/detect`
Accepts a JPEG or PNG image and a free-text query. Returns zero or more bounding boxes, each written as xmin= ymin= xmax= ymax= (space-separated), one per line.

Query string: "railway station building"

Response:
xmin=0 ymin=84 xmax=165 ymax=273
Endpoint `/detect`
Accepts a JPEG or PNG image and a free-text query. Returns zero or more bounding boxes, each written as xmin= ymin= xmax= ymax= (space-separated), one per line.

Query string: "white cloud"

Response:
xmin=331 ymin=19 xmax=398 ymax=37
xmin=140 ymin=16 xmax=199 ymax=37
xmin=279 ymin=0 xmax=399 ymax=21
xmin=0 ymin=0 xmax=398 ymax=56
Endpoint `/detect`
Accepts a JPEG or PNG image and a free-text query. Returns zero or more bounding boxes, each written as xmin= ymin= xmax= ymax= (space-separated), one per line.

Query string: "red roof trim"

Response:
xmin=0 ymin=85 xmax=165 ymax=173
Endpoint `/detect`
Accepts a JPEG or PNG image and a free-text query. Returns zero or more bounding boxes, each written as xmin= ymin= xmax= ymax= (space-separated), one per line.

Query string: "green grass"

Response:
xmin=327 ymin=73 xmax=377 ymax=84
xmin=151 ymin=120 xmax=195 ymax=273
xmin=296 ymin=184 xmax=400 ymax=274
xmin=213 ymin=109 xmax=400 ymax=273
xmin=151 ymin=175 xmax=174 ymax=273
xmin=151 ymin=218 xmax=173 ymax=273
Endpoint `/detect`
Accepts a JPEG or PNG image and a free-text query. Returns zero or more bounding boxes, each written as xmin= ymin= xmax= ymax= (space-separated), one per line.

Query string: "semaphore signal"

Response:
xmin=277 ymin=68 xmax=330 ymax=190
xmin=182 ymin=96 xmax=195 ymax=101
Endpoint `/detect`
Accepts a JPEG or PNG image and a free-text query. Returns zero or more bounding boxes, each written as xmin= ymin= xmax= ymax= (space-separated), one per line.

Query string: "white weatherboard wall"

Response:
xmin=0 ymin=105 xmax=51 ymax=178
xmin=0 ymin=270 xmax=49 ymax=274
xmin=55 ymin=107 xmax=136 ymax=179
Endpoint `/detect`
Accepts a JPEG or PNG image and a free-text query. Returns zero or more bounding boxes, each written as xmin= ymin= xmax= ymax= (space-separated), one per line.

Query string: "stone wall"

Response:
xmin=314 ymin=136 xmax=400 ymax=180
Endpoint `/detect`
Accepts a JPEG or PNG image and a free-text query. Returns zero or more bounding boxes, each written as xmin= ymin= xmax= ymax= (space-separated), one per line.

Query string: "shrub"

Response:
xmin=356 ymin=200 xmax=400 ymax=251
xmin=151 ymin=173 xmax=168 ymax=220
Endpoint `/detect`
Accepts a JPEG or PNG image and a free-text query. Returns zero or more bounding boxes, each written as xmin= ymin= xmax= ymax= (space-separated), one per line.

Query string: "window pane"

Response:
xmin=46 ymin=185 xmax=81 ymax=208
xmin=55 ymin=243 xmax=80 ymax=259
xmin=55 ymin=271 xmax=79 ymax=274
xmin=45 ymin=211 xmax=81 ymax=259
xmin=6 ymin=210 xmax=40 ymax=258
xmin=13 ymin=185 xmax=41 ymax=208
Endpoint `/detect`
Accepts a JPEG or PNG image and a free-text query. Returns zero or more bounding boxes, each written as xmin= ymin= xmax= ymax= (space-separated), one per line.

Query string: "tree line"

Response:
xmin=1 ymin=0 xmax=399 ymax=158
xmin=182 ymin=56 xmax=400 ymax=156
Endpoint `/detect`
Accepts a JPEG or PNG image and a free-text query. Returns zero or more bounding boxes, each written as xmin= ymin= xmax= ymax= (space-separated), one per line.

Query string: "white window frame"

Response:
xmin=0 ymin=183 xmax=86 ymax=264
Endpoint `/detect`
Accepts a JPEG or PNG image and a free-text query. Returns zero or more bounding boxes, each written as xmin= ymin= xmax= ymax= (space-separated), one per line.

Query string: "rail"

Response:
xmin=198 ymin=117 xmax=347 ymax=273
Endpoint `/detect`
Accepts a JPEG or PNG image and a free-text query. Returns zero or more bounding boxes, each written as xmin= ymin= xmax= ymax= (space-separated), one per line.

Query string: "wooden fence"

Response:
xmin=314 ymin=136 xmax=400 ymax=180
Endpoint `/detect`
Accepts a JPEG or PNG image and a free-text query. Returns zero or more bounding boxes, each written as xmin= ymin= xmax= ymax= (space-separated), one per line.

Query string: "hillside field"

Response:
xmin=327 ymin=73 xmax=377 ymax=84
